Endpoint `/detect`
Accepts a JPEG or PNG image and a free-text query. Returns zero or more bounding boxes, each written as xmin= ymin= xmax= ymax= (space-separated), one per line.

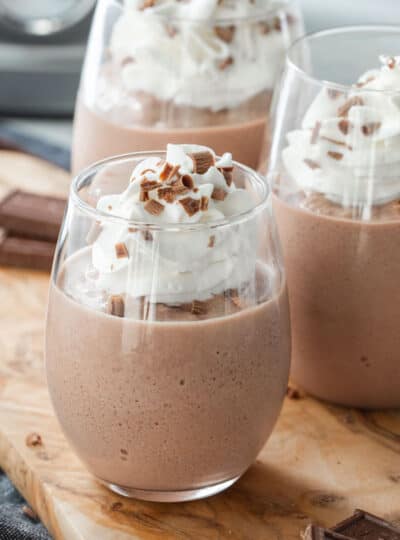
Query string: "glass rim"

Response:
xmin=287 ymin=25 xmax=400 ymax=96
xmin=71 ymin=151 xmax=270 ymax=232
xmin=105 ymin=0 xmax=295 ymax=25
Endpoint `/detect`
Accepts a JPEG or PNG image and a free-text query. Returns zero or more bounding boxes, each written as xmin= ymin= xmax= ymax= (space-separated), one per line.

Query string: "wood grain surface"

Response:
xmin=0 ymin=150 xmax=399 ymax=540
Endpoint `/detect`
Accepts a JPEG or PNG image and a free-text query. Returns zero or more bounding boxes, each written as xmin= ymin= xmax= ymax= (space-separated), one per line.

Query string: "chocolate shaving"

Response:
xmin=361 ymin=122 xmax=381 ymax=136
xmin=215 ymin=25 xmax=235 ymax=43
xmin=159 ymin=162 xmax=180 ymax=182
xmin=337 ymin=96 xmax=364 ymax=117
xmin=200 ymin=196 xmax=209 ymax=211
xmin=140 ymin=179 xmax=161 ymax=191
xmin=22 ymin=505 xmax=38 ymax=522
xmin=115 ymin=242 xmax=129 ymax=259
xmin=387 ymin=57 xmax=397 ymax=69
xmin=327 ymin=151 xmax=344 ymax=161
xmin=304 ymin=159 xmax=321 ymax=170
xmin=189 ymin=151 xmax=215 ymax=174
xmin=327 ymin=88 xmax=343 ymax=100
xmin=219 ymin=167 xmax=234 ymax=186
xmin=211 ymin=187 xmax=227 ymax=201
xmin=140 ymin=0 xmax=155 ymax=9
xmin=191 ymin=300 xmax=208 ymax=315
xmin=107 ymin=295 xmax=125 ymax=317
xmin=86 ymin=221 xmax=102 ymax=244
xmin=356 ymin=75 xmax=376 ymax=88
xmin=320 ymin=136 xmax=346 ymax=146
xmin=273 ymin=16 xmax=282 ymax=31
xmin=139 ymin=191 xmax=150 ymax=202
xmin=338 ymin=119 xmax=351 ymax=135
xmin=208 ymin=235 xmax=215 ymax=248
xmin=26 ymin=432 xmax=42 ymax=447
xmin=218 ymin=56 xmax=234 ymax=70
xmin=310 ymin=121 xmax=321 ymax=144
xmin=259 ymin=21 xmax=271 ymax=34
xmin=144 ymin=199 xmax=164 ymax=216
xmin=158 ymin=186 xmax=176 ymax=203
xmin=179 ymin=197 xmax=201 ymax=217
xmin=142 ymin=230 xmax=153 ymax=242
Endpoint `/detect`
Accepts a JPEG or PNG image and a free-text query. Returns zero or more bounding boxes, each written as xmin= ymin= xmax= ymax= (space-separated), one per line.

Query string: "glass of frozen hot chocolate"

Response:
xmin=271 ymin=26 xmax=400 ymax=408
xmin=71 ymin=0 xmax=303 ymax=173
xmin=46 ymin=143 xmax=290 ymax=501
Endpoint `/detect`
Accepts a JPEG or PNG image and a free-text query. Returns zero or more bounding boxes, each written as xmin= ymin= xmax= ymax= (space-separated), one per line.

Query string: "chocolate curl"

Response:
xmin=144 ymin=199 xmax=164 ymax=216
xmin=171 ymin=174 xmax=194 ymax=195
xmin=189 ymin=151 xmax=215 ymax=174
xmin=219 ymin=167 xmax=233 ymax=187
xmin=179 ymin=197 xmax=201 ymax=217
xmin=158 ymin=186 xmax=176 ymax=203
xmin=218 ymin=56 xmax=234 ymax=70
xmin=107 ymin=295 xmax=125 ymax=318
xmin=211 ymin=187 xmax=227 ymax=201
xmin=159 ymin=162 xmax=180 ymax=182
xmin=304 ymin=159 xmax=321 ymax=170
xmin=361 ymin=122 xmax=381 ymax=136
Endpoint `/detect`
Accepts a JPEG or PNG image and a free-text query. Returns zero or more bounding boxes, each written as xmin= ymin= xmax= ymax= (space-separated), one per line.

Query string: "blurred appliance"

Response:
xmin=0 ymin=0 xmax=96 ymax=116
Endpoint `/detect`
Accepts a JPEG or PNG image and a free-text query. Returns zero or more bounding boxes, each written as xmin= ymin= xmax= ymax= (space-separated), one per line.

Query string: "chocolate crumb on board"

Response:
xmin=22 ymin=505 xmax=38 ymax=522
xmin=191 ymin=300 xmax=208 ymax=315
xmin=107 ymin=295 xmax=125 ymax=318
xmin=110 ymin=501 xmax=123 ymax=511
xmin=179 ymin=197 xmax=201 ymax=217
xmin=115 ymin=242 xmax=129 ymax=259
xmin=144 ymin=199 xmax=165 ymax=216
xmin=211 ymin=187 xmax=227 ymax=201
xmin=214 ymin=25 xmax=235 ymax=43
xmin=304 ymin=159 xmax=321 ymax=170
xmin=189 ymin=151 xmax=215 ymax=174
xmin=361 ymin=122 xmax=381 ymax=136
xmin=25 ymin=432 xmax=42 ymax=447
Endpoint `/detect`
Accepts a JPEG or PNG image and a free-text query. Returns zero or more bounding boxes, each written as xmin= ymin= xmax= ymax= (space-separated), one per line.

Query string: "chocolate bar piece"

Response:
xmin=0 ymin=190 xmax=66 ymax=242
xmin=332 ymin=509 xmax=400 ymax=539
xmin=0 ymin=234 xmax=55 ymax=271
xmin=304 ymin=525 xmax=353 ymax=539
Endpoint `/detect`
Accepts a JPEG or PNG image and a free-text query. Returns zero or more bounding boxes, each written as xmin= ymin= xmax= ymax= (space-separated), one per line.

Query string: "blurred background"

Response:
xmin=0 ymin=0 xmax=399 ymax=156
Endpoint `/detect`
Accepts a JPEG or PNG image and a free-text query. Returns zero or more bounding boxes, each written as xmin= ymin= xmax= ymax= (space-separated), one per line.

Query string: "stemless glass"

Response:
xmin=270 ymin=26 xmax=400 ymax=408
xmin=45 ymin=152 xmax=290 ymax=502
xmin=71 ymin=0 xmax=303 ymax=173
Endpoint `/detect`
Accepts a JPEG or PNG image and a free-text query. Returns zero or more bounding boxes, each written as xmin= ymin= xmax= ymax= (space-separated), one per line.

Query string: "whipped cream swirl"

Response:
xmin=282 ymin=56 xmax=400 ymax=206
xmin=105 ymin=0 xmax=298 ymax=111
xmin=88 ymin=144 xmax=257 ymax=304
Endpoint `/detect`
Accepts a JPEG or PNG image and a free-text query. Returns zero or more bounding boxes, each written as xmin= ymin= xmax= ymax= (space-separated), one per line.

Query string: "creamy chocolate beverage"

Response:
xmin=46 ymin=144 xmax=290 ymax=500
xmin=72 ymin=0 xmax=302 ymax=173
xmin=274 ymin=55 xmax=400 ymax=408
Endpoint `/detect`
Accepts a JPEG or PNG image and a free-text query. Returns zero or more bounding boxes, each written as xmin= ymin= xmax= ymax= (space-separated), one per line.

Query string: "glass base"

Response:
xmin=98 ymin=475 xmax=240 ymax=502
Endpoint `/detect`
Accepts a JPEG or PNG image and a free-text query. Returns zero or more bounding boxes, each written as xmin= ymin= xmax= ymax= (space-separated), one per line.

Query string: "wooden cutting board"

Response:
xmin=0 ymin=150 xmax=399 ymax=540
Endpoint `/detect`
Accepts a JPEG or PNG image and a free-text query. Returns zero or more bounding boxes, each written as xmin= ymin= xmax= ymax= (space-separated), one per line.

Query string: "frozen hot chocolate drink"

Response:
xmin=72 ymin=0 xmax=303 ymax=172
xmin=46 ymin=144 xmax=290 ymax=502
xmin=273 ymin=48 xmax=400 ymax=408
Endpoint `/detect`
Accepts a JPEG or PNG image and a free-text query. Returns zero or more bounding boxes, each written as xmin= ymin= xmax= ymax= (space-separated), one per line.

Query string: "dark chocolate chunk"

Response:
xmin=0 ymin=234 xmax=55 ymax=271
xmin=332 ymin=509 xmax=400 ymax=539
xmin=304 ymin=525 xmax=352 ymax=539
xmin=0 ymin=190 xmax=66 ymax=242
